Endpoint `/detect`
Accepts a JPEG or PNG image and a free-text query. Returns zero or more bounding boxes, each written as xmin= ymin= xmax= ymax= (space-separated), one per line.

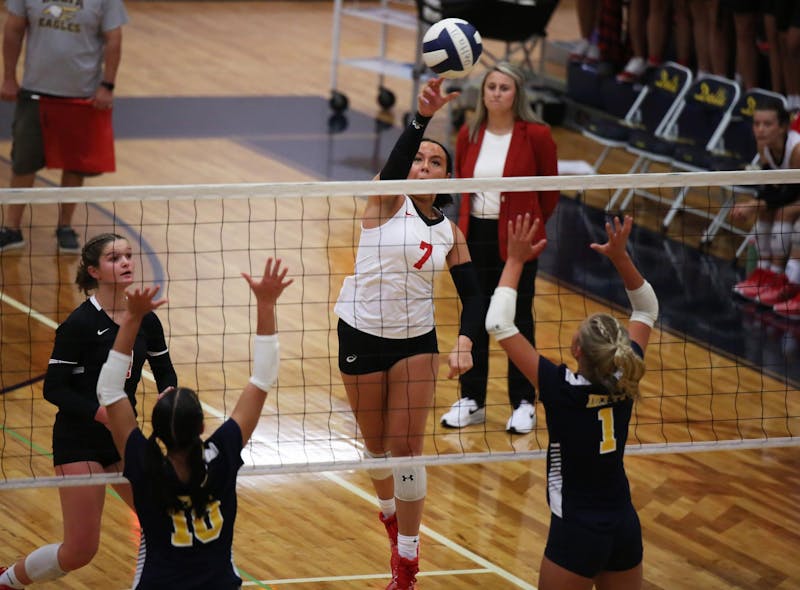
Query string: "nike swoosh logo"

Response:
xmin=97 ymin=328 xmax=110 ymax=335
xmin=405 ymin=212 xmax=413 ymax=216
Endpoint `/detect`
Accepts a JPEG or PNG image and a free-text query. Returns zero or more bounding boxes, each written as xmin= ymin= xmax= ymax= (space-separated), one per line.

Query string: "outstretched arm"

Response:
xmin=97 ymin=286 xmax=167 ymax=456
xmin=366 ymin=78 xmax=459 ymax=220
xmin=486 ymin=213 xmax=547 ymax=388
xmin=230 ymin=258 xmax=293 ymax=446
xmin=589 ymin=215 xmax=657 ymax=352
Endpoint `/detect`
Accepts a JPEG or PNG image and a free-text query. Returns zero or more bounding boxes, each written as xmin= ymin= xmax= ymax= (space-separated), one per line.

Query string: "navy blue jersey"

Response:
xmin=125 ymin=419 xmax=244 ymax=589
xmin=537 ymin=342 xmax=643 ymax=530
xmin=44 ymin=296 xmax=176 ymax=459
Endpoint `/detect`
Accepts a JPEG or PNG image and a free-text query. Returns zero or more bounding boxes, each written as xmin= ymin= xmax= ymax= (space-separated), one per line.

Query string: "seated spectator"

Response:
xmin=731 ymin=99 xmax=800 ymax=317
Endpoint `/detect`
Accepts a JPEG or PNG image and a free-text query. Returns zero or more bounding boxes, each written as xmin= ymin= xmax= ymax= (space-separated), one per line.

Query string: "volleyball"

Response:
xmin=421 ymin=18 xmax=482 ymax=79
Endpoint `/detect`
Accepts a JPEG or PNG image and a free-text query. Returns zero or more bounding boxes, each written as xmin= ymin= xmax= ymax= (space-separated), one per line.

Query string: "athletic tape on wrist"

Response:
xmin=626 ymin=281 xmax=658 ymax=327
xmin=97 ymin=350 xmax=131 ymax=406
xmin=486 ymin=286 xmax=520 ymax=341
xmin=249 ymin=334 xmax=279 ymax=391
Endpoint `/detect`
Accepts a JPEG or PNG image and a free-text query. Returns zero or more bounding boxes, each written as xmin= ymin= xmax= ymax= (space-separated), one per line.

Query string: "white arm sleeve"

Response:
xmin=97 ymin=350 xmax=131 ymax=406
xmin=485 ymin=286 xmax=520 ymax=341
xmin=626 ymin=281 xmax=659 ymax=327
xmin=249 ymin=334 xmax=280 ymax=392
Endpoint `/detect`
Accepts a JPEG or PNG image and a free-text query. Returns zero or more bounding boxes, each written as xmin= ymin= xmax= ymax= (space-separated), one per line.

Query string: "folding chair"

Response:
xmin=645 ymin=74 xmax=741 ymax=230
xmin=701 ymin=89 xmax=789 ymax=254
xmin=603 ymin=62 xmax=694 ymax=211
xmin=580 ymin=69 xmax=666 ymax=174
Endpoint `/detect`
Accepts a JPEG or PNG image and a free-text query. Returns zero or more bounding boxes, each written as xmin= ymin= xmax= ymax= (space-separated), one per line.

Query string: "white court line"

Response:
xmin=242 ymin=568 xmax=493 ymax=585
xmin=1 ymin=290 xmax=537 ymax=589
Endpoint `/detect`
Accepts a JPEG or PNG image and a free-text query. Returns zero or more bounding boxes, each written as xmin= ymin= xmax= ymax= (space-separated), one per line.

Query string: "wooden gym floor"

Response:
xmin=0 ymin=2 xmax=798 ymax=589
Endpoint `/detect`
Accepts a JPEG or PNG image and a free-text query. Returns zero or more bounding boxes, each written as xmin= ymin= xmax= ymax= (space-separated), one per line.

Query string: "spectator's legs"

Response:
xmin=708 ymin=0 xmax=732 ymax=77
xmin=3 ymin=173 xmax=36 ymax=231
xmin=58 ymin=171 xmax=84 ymax=228
xmin=733 ymin=10 xmax=759 ymax=89
xmin=647 ymin=0 xmax=670 ymax=64
xmin=763 ymin=11 xmax=783 ymax=93
xmin=688 ymin=0 xmax=712 ymax=74
xmin=780 ymin=26 xmax=800 ymax=110
xmin=673 ymin=0 xmax=694 ymax=66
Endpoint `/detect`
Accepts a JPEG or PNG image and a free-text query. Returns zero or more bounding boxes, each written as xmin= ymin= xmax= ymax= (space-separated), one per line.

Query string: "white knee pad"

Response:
xmin=393 ymin=464 xmax=426 ymax=502
xmin=755 ymin=220 xmax=773 ymax=258
xmin=792 ymin=218 xmax=800 ymax=248
xmin=770 ymin=222 xmax=794 ymax=259
xmin=364 ymin=449 xmax=393 ymax=481
xmin=25 ymin=544 xmax=66 ymax=582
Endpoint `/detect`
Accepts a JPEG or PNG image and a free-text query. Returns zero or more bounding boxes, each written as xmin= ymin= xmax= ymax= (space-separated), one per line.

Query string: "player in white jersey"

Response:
xmin=731 ymin=97 xmax=800 ymax=316
xmin=335 ymin=78 xmax=483 ymax=590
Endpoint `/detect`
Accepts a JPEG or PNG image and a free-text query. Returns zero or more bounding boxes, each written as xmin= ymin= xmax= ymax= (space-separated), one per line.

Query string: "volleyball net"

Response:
xmin=1 ymin=169 xmax=798 ymax=489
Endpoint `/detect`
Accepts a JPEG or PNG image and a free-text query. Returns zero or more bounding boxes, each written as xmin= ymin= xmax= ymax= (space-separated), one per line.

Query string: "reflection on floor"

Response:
xmin=0 ymin=95 xmax=796 ymax=386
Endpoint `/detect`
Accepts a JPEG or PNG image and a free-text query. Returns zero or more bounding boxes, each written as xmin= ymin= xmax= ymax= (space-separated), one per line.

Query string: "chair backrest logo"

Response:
xmin=693 ymin=83 xmax=728 ymax=107
xmin=654 ymin=70 xmax=680 ymax=93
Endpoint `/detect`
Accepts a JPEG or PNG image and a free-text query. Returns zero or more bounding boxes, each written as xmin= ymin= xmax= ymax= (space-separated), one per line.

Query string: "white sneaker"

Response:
xmin=616 ymin=57 xmax=647 ymax=83
xmin=441 ymin=398 xmax=485 ymax=428
xmin=506 ymin=401 xmax=536 ymax=434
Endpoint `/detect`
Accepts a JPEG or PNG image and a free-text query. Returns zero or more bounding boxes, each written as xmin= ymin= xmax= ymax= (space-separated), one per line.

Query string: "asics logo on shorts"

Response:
xmin=345 ymin=354 xmax=358 ymax=363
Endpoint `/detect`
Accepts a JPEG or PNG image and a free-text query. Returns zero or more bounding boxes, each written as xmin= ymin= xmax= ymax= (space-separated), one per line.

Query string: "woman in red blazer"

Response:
xmin=440 ymin=61 xmax=559 ymax=434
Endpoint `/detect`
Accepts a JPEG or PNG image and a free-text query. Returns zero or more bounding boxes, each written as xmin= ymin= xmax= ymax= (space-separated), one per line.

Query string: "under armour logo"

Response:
xmin=401 ymin=474 xmax=414 ymax=482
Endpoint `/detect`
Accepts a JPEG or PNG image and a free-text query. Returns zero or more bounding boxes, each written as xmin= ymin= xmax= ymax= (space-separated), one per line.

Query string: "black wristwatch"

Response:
xmin=100 ymin=80 xmax=115 ymax=92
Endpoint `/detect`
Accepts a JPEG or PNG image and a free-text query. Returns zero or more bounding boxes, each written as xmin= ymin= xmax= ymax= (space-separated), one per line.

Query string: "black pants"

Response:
xmin=459 ymin=216 xmax=537 ymax=408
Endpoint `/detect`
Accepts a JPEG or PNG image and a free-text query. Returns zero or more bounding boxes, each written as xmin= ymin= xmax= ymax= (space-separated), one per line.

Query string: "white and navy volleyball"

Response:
xmin=421 ymin=18 xmax=483 ymax=79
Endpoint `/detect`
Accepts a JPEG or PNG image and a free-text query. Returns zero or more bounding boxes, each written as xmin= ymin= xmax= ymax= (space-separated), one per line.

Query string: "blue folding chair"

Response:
xmin=579 ymin=69 xmax=657 ymax=174
xmin=604 ymin=62 xmax=694 ymax=211
xmin=639 ymin=74 xmax=741 ymax=230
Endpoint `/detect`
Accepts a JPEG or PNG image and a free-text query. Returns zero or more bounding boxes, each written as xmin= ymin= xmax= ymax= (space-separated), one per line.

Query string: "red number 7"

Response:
xmin=413 ymin=240 xmax=433 ymax=269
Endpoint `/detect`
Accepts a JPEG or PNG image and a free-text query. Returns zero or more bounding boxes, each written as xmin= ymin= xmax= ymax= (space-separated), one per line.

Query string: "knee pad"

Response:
xmin=393 ymin=464 xmax=426 ymax=502
xmin=364 ymin=449 xmax=393 ymax=481
xmin=792 ymin=218 xmax=800 ymax=248
xmin=755 ymin=220 xmax=773 ymax=257
xmin=25 ymin=543 xmax=66 ymax=582
xmin=771 ymin=222 xmax=794 ymax=259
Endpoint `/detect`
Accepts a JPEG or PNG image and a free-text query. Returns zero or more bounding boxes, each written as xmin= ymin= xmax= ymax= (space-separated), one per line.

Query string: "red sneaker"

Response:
xmin=773 ymin=292 xmax=800 ymax=319
xmin=0 ymin=566 xmax=20 ymax=590
xmin=379 ymin=512 xmax=399 ymax=581
xmin=386 ymin=555 xmax=418 ymax=590
xmin=733 ymin=268 xmax=777 ymax=301
xmin=756 ymin=274 xmax=794 ymax=306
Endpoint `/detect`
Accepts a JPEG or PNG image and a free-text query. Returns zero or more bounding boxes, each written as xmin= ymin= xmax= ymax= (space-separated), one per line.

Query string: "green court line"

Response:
xmin=239 ymin=569 xmax=274 ymax=589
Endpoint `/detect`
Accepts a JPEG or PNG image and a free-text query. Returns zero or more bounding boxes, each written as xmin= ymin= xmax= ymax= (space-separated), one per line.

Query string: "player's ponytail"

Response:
xmin=186 ymin=435 xmax=211 ymax=517
xmin=145 ymin=387 xmax=208 ymax=514
xmin=577 ymin=313 xmax=645 ymax=400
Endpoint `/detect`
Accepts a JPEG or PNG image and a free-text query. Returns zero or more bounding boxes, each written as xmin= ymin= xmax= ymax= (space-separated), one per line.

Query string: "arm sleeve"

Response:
xmin=143 ymin=313 xmax=178 ymax=393
xmin=379 ymin=112 xmax=431 ymax=180
xmin=449 ymin=262 xmax=486 ymax=344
